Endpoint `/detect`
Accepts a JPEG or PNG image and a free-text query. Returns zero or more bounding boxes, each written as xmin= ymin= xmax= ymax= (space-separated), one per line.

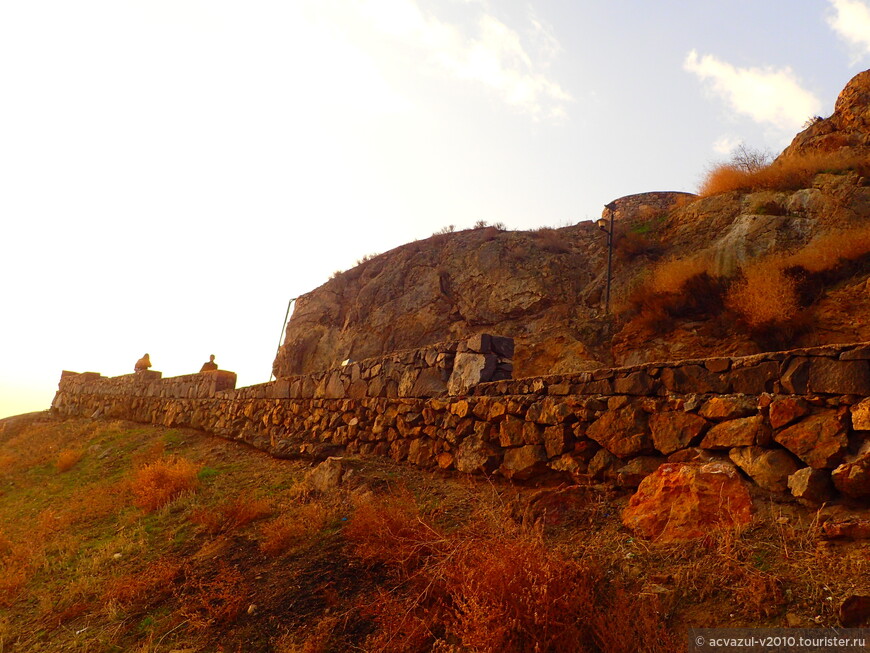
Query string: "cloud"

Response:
xmin=684 ymin=50 xmax=822 ymax=132
xmin=354 ymin=0 xmax=572 ymax=120
xmin=712 ymin=135 xmax=740 ymax=155
xmin=827 ymin=0 xmax=870 ymax=63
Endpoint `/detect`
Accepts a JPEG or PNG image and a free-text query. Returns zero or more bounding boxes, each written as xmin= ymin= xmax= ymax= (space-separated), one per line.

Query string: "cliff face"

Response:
xmin=778 ymin=69 xmax=870 ymax=160
xmin=274 ymin=71 xmax=870 ymax=380
xmin=273 ymin=223 xmax=614 ymax=379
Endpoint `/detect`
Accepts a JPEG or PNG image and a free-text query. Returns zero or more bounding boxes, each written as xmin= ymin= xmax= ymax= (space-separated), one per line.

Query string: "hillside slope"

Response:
xmin=1 ymin=413 xmax=868 ymax=651
xmin=274 ymin=70 xmax=870 ymax=379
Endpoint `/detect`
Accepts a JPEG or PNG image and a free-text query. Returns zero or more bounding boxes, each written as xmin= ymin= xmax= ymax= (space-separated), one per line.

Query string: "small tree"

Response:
xmin=729 ymin=143 xmax=773 ymax=174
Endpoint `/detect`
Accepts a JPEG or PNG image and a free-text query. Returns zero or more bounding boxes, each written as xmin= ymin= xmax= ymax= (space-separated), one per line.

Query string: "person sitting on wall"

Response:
xmin=134 ymin=353 xmax=152 ymax=373
xmin=200 ymin=354 xmax=218 ymax=372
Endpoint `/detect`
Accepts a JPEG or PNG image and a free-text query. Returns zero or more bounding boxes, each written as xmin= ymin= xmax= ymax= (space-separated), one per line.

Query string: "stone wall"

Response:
xmin=602 ymin=190 xmax=697 ymax=221
xmin=51 ymin=341 xmax=870 ymax=503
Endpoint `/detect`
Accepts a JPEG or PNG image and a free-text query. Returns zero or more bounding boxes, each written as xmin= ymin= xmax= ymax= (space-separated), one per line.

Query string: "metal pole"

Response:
xmin=269 ymin=297 xmax=296 ymax=382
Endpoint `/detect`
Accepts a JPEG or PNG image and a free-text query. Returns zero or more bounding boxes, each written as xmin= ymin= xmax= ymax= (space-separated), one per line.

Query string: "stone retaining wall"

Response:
xmin=51 ymin=341 xmax=870 ymax=503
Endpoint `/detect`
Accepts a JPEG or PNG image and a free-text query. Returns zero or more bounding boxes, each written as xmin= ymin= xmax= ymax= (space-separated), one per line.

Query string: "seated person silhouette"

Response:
xmin=200 ymin=354 xmax=218 ymax=372
xmin=134 ymin=353 xmax=152 ymax=373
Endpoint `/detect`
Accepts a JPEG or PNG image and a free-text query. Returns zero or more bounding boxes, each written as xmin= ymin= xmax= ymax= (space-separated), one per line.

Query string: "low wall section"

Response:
xmin=51 ymin=341 xmax=870 ymax=503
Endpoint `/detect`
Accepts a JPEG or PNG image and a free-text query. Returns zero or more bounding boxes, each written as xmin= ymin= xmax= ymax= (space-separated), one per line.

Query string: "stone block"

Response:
xmin=701 ymin=415 xmax=769 ymax=449
xmin=729 ymin=361 xmax=779 ymax=394
xmin=807 ymin=358 xmax=870 ymax=395
xmin=831 ymin=454 xmax=870 ymax=499
xmin=728 ymin=446 xmax=800 ymax=493
xmin=464 ymin=333 xmax=492 ymax=354
xmin=447 ymin=352 xmax=498 ymax=395
xmin=410 ymin=368 xmax=448 ymax=397
xmin=616 ymin=456 xmax=667 ymax=488
xmin=774 ymin=411 xmax=849 ymax=469
xmin=699 ymin=396 xmax=756 ymax=421
xmin=769 ymin=397 xmax=810 ymax=429
xmin=586 ymin=406 xmax=652 ymax=458
xmin=500 ymin=445 xmax=548 ymax=480
xmin=661 ymin=365 xmax=728 ymax=394
xmin=788 ymin=467 xmax=835 ymax=504
xmin=543 ymin=424 xmax=572 ymax=458
xmin=490 ymin=335 xmax=515 ymax=359
xmin=649 ymin=411 xmax=709 ymax=455
xmin=613 ymin=371 xmax=657 ymax=395
xmin=780 ymin=357 xmax=810 ymax=394
xmin=850 ymin=397 xmax=870 ymax=431
xmin=455 ymin=434 xmax=501 ymax=474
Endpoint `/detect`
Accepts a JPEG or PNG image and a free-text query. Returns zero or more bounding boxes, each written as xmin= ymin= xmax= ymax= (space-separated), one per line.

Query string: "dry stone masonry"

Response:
xmin=52 ymin=339 xmax=870 ymax=504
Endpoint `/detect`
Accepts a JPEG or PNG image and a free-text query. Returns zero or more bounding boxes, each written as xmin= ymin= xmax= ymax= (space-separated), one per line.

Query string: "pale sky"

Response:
xmin=2 ymin=0 xmax=868 ymax=418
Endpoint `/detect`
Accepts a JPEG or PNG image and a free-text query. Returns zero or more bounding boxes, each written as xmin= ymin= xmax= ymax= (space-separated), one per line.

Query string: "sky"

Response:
xmin=2 ymin=0 xmax=870 ymax=418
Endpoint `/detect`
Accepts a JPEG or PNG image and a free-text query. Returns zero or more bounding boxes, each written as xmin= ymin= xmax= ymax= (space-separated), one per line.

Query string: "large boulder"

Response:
xmin=622 ymin=462 xmax=753 ymax=542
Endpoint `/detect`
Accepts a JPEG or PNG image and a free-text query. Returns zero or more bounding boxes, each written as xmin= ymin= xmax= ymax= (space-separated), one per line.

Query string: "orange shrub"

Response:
xmin=191 ymin=494 xmax=272 ymax=535
xmin=648 ymin=253 xmax=716 ymax=295
xmin=104 ymin=558 xmax=183 ymax=606
xmin=260 ymin=503 xmax=330 ymax=556
xmin=344 ymin=492 xmax=443 ymax=574
xmin=131 ymin=457 xmax=200 ymax=512
xmin=179 ymin=563 xmax=249 ymax=629
xmin=725 ymin=259 xmax=800 ymax=328
xmin=699 ymin=150 xmax=870 ymax=196
xmin=56 ymin=449 xmax=83 ymax=473
xmin=784 ymin=224 xmax=870 ymax=273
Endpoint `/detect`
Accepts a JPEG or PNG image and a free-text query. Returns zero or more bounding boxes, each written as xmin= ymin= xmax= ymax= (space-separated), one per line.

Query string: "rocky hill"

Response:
xmin=274 ymin=70 xmax=870 ymax=381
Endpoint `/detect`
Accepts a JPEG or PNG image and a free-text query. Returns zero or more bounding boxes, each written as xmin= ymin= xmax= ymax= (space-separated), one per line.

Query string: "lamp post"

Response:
xmin=596 ymin=202 xmax=616 ymax=315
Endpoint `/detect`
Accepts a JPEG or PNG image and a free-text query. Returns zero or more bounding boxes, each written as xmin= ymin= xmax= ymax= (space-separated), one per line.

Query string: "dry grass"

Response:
xmin=103 ymin=558 xmax=183 ymax=606
xmin=699 ymin=150 xmax=870 ymax=196
xmin=783 ymin=224 xmax=870 ymax=273
xmin=0 ymin=531 xmax=37 ymax=607
xmin=191 ymin=493 xmax=272 ymax=535
xmin=725 ymin=259 xmax=801 ymax=328
xmin=648 ymin=254 xmax=717 ymax=295
xmin=55 ymin=448 xmax=84 ymax=472
xmin=179 ymin=562 xmax=250 ymax=630
xmin=259 ymin=502 xmax=331 ymax=556
xmin=131 ymin=456 xmax=201 ymax=512
xmin=346 ymin=492 xmax=678 ymax=652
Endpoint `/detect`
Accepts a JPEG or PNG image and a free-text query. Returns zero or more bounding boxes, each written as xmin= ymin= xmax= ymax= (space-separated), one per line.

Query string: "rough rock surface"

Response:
xmin=774 ymin=412 xmax=849 ymax=469
xmin=787 ymin=467 xmax=836 ymax=504
xmin=778 ymin=70 xmax=870 ymax=160
xmin=728 ymin=446 xmax=800 ymax=493
xmin=621 ymin=462 xmax=753 ymax=542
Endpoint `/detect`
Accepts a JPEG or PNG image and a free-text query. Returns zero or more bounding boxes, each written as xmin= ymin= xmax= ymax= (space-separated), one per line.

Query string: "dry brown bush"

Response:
xmin=259 ymin=503 xmax=330 ymax=556
xmin=784 ymin=224 xmax=870 ymax=273
xmin=191 ymin=493 xmax=272 ymax=535
xmin=648 ymin=254 xmax=716 ymax=295
xmin=531 ymin=227 xmax=572 ymax=254
xmin=179 ymin=562 xmax=249 ymax=629
xmin=699 ymin=150 xmax=870 ymax=196
xmin=131 ymin=457 xmax=200 ymax=512
xmin=725 ymin=259 xmax=801 ymax=328
xmin=344 ymin=490 xmax=444 ymax=574
xmin=103 ymin=558 xmax=183 ymax=606
xmin=0 ymin=531 xmax=37 ymax=607
xmin=55 ymin=448 xmax=84 ymax=473
xmin=347 ymin=494 xmax=678 ymax=652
